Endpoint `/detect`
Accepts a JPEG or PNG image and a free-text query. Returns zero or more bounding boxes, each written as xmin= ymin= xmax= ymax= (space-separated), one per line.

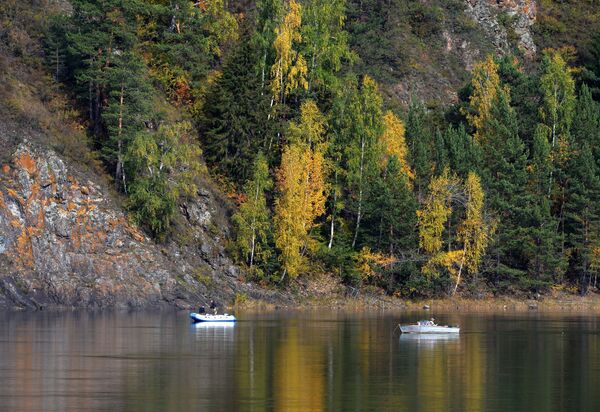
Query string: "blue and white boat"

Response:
xmin=190 ymin=312 xmax=236 ymax=323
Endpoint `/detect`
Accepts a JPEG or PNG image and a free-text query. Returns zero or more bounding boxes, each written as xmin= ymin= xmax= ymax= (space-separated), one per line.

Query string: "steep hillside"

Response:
xmin=2 ymin=0 xmax=600 ymax=308
xmin=0 ymin=2 xmax=283 ymax=309
xmin=346 ymin=0 xmax=538 ymax=105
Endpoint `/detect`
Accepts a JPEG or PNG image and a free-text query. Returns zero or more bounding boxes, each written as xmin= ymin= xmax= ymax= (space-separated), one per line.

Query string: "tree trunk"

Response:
xmin=328 ymin=169 xmax=338 ymax=249
xmin=352 ymin=136 xmax=366 ymax=249
xmin=249 ymin=183 xmax=260 ymax=268
xmin=116 ymin=84 xmax=127 ymax=193
xmin=452 ymin=248 xmax=466 ymax=296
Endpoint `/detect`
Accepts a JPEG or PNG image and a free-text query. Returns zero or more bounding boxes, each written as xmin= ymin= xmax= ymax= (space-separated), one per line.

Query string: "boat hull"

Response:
xmin=190 ymin=313 xmax=236 ymax=323
xmin=399 ymin=324 xmax=459 ymax=334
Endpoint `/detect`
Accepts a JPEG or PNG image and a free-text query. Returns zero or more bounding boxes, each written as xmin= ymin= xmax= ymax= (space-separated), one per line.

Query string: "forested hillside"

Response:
xmin=3 ymin=0 xmax=600 ymax=300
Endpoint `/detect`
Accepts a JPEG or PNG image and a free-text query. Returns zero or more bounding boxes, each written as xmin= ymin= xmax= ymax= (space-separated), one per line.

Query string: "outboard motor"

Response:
xmin=198 ymin=306 xmax=206 ymax=314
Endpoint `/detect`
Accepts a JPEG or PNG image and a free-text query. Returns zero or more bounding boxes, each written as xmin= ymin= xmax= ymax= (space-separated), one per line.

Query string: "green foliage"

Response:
xmin=125 ymin=122 xmax=204 ymax=236
xmin=405 ymin=100 xmax=433 ymax=199
xmin=201 ymin=38 xmax=275 ymax=182
xmin=38 ymin=0 xmax=600 ymax=296
xmin=232 ymin=153 xmax=274 ymax=279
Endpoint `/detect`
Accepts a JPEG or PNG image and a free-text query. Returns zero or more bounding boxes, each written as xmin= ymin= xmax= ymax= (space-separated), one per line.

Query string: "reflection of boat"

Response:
xmin=400 ymin=333 xmax=459 ymax=342
xmin=190 ymin=312 xmax=236 ymax=323
xmin=400 ymin=319 xmax=459 ymax=334
xmin=193 ymin=321 xmax=236 ymax=328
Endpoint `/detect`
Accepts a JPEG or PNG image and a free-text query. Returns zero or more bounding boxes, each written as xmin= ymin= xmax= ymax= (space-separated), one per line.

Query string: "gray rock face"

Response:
xmin=466 ymin=0 xmax=537 ymax=58
xmin=0 ymin=140 xmax=263 ymax=310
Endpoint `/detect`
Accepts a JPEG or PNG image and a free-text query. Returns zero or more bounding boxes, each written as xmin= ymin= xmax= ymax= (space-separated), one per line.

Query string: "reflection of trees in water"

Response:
xmin=2 ymin=313 xmax=600 ymax=411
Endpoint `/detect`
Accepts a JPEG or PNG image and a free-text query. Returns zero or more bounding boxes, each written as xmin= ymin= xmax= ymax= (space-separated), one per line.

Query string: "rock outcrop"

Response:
xmin=466 ymin=0 xmax=537 ymax=58
xmin=0 ymin=141 xmax=179 ymax=308
xmin=0 ymin=132 xmax=284 ymax=310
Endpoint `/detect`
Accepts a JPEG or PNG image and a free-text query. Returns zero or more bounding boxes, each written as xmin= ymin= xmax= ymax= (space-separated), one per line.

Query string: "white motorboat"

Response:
xmin=190 ymin=312 xmax=236 ymax=323
xmin=399 ymin=319 xmax=459 ymax=334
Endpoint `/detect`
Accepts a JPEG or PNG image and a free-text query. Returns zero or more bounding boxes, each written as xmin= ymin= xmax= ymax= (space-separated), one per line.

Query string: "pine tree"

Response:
xmin=572 ymin=84 xmax=600 ymax=165
xmin=103 ymin=51 xmax=154 ymax=191
xmin=405 ymin=100 xmax=432 ymax=200
xmin=366 ymin=156 xmax=417 ymax=255
xmin=523 ymin=127 xmax=566 ymax=290
xmin=479 ymin=90 xmax=531 ymax=288
xmin=564 ymin=84 xmax=600 ymax=293
xmin=564 ymin=143 xmax=600 ymax=293
xmin=444 ymin=124 xmax=480 ymax=177
xmin=201 ymin=38 xmax=274 ymax=182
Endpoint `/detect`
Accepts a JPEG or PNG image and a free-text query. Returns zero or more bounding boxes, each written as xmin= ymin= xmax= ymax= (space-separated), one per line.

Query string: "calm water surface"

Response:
xmin=1 ymin=310 xmax=599 ymax=411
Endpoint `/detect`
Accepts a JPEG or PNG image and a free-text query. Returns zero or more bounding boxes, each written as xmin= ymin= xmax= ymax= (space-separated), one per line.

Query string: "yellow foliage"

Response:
xmin=419 ymin=172 xmax=495 ymax=290
xmin=274 ymin=143 xmax=327 ymax=278
xmin=270 ymin=0 xmax=308 ymax=103
xmin=459 ymin=172 xmax=493 ymax=275
xmin=356 ymin=247 xmax=395 ymax=281
xmin=464 ymin=55 xmax=509 ymax=142
xmin=287 ymin=100 xmax=326 ymax=149
xmin=417 ymin=171 xmax=456 ymax=255
xmin=591 ymin=246 xmax=600 ymax=271
xmin=380 ymin=111 xmax=414 ymax=181
xmin=422 ymin=250 xmax=464 ymax=280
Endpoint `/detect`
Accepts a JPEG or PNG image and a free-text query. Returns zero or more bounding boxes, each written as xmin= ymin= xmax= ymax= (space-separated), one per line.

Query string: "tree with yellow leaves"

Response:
xmin=274 ymin=101 xmax=327 ymax=279
xmin=270 ymin=0 xmax=308 ymax=106
xmin=454 ymin=172 xmax=494 ymax=294
xmin=379 ymin=111 xmax=413 ymax=181
xmin=463 ymin=55 xmax=509 ymax=142
xmin=417 ymin=170 xmax=456 ymax=255
xmin=418 ymin=171 xmax=494 ymax=294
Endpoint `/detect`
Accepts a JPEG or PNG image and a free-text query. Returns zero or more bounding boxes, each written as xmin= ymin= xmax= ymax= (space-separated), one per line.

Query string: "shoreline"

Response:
xmin=237 ymin=291 xmax=600 ymax=314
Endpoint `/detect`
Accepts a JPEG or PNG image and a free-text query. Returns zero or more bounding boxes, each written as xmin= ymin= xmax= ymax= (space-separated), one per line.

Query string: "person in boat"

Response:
xmin=210 ymin=300 xmax=218 ymax=314
xmin=198 ymin=306 xmax=206 ymax=314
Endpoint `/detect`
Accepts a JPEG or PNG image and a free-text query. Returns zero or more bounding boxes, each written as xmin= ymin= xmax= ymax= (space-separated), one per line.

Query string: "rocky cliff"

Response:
xmin=0 ymin=123 xmax=282 ymax=310
xmin=466 ymin=0 xmax=537 ymax=58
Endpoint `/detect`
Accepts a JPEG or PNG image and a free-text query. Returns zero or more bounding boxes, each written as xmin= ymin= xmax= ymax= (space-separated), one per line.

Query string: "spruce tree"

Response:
xmin=564 ymin=143 xmax=600 ymax=293
xmin=201 ymin=38 xmax=274 ymax=182
xmin=405 ymin=100 xmax=432 ymax=200
xmin=480 ymin=91 xmax=531 ymax=288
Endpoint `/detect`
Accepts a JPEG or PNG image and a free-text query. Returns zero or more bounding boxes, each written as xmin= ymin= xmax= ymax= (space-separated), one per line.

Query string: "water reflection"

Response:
xmin=399 ymin=333 xmax=460 ymax=344
xmin=0 ymin=311 xmax=599 ymax=411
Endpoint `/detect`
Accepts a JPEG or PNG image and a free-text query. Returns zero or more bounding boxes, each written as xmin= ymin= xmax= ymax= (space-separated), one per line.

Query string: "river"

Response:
xmin=0 ymin=309 xmax=599 ymax=411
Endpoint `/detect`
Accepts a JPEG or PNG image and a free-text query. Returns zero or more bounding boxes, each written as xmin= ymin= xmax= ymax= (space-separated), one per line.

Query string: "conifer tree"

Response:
xmin=564 ymin=143 xmax=600 ymax=293
xmin=405 ymin=100 xmax=432 ymax=200
xmin=367 ymin=157 xmax=416 ymax=255
xmin=479 ymin=90 xmax=531 ymax=288
xmin=103 ymin=51 xmax=154 ymax=191
xmin=523 ymin=127 xmax=566 ymax=290
xmin=202 ymin=38 xmax=274 ymax=182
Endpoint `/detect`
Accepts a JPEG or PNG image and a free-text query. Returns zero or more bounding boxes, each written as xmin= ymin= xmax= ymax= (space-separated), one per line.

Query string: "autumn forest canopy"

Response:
xmin=21 ymin=0 xmax=600 ymax=297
